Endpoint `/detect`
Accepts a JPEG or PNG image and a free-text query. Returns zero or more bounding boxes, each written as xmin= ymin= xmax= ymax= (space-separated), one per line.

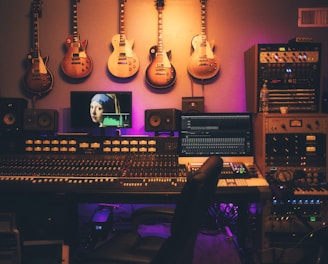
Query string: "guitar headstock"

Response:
xmin=31 ymin=0 xmax=43 ymax=17
xmin=156 ymin=0 xmax=164 ymax=10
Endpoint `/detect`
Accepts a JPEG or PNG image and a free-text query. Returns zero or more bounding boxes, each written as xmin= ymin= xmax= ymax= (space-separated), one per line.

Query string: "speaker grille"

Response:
xmin=0 ymin=98 xmax=28 ymax=134
xmin=182 ymin=97 xmax=204 ymax=113
xmin=24 ymin=109 xmax=58 ymax=132
xmin=145 ymin=108 xmax=181 ymax=132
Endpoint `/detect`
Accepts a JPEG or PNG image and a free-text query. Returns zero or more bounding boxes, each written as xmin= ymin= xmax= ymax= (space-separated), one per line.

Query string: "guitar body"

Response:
xmin=145 ymin=45 xmax=176 ymax=89
xmin=107 ymin=34 xmax=140 ymax=78
xmin=61 ymin=35 xmax=93 ymax=78
xmin=187 ymin=34 xmax=220 ymax=80
xmin=24 ymin=52 xmax=54 ymax=94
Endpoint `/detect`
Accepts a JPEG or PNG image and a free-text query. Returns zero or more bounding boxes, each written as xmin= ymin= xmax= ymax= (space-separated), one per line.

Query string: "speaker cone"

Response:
xmin=38 ymin=113 xmax=52 ymax=128
xmin=3 ymin=113 xmax=16 ymax=125
xmin=149 ymin=114 xmax=162 ymax=128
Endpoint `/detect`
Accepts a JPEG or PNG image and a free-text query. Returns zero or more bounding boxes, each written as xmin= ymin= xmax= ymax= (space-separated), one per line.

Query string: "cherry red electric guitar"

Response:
xmin=187 ymin=0 xmax=220 ymax=80
xmin=24 ymin=0 xmax=54 ymax=95
xmin=61 ymin=0 xmax=93 ymax=79
xmin=145 ymin=0 xmax=176 ymax=89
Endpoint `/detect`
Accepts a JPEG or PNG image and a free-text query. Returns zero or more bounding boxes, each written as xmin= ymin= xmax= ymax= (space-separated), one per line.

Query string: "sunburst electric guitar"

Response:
xmin=61 ymin=0 xmax=93 ymax=79
xmin=187 ymin=0 xmax=220 ymax=80
xmin=108 ymin=0 xmax=139 ymax=78
xmin=24 ymin=0 xmax=54 ymax=95
xmin=145 ymin=0 xmax=176 ymax=89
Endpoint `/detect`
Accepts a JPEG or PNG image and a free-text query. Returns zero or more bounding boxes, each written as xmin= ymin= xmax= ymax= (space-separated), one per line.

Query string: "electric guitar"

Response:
xmin=61 ymin=0 xmax=93 ymax=79
xmin=24 ymin=0 xmax=54 ymax=95
xmin=145 ymin=0 xmax=176 ymax=89
xmin=107 ymin=0 xmax=139 ymax=78
xmin=187 ymin=0 xmax=220 ymax=80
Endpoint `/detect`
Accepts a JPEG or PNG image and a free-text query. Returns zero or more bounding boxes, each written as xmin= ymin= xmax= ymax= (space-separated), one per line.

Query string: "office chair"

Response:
xmin=80 ymin=155 xmax=223 ymax=264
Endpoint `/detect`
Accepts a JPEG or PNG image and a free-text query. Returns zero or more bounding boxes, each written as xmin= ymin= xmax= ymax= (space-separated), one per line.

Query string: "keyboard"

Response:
xmin=293 ymin=185 xmax=328 ymax=196
xmin=218 ymin=178 xmax=269 ymax=187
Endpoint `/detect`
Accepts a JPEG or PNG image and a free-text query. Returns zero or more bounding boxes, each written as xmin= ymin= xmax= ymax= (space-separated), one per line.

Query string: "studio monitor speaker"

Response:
xmin=145 ymin=108 xmax=181 ymax=132
xmin=24 ymin=109 xmax=58 ymax=132
xmin=182 ymin=97 xmax=204 ymax=113
xmin=0 ymin=97 xmax=28 ymax=134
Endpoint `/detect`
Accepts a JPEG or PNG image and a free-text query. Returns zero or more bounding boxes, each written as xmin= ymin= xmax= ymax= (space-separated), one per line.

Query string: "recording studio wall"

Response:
xmin=0 ymin=0 xmax=327 ymax=135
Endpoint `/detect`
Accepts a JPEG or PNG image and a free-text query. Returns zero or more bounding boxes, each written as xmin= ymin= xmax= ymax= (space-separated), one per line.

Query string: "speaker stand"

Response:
xmin=99 ymin=127 xmax=105 ymax=137
xmin=154 ymin=131 xmax=174 ymax=137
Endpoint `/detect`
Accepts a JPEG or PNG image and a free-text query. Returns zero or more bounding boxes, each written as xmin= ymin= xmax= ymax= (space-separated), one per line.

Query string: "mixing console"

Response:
xmin=0 ymin=153 xmax=189 ymax=193
xmin=0 ymin=153 xmax=267 ymax=193
xmin=0 ymin=135 xmax=270 ymax=195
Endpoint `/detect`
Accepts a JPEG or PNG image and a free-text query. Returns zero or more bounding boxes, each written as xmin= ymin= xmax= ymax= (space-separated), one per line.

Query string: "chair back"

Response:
xmin=153 ymin=155 xmax=223 ymax=264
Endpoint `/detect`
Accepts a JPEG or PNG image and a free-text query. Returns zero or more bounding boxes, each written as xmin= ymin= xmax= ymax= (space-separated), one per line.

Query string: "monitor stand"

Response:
xmin=98 ymin=127 xmax=122 ymax=137
xmin=155 ymin=131 xmax=174 ymax=137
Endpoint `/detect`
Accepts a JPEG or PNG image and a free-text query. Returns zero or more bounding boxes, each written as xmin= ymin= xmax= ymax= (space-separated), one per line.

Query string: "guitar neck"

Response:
xmin=31 ymin=12 xmax=41 ymax=56
xmin=118 ymin=0 xmax=126 ymax=43
xmin=157 ymin=7 xmax=164 ymax=54
xmin=200 ymin=0 xmax=207 ymax=47
xmin=72 ymin=0 xmax=79 ymax=42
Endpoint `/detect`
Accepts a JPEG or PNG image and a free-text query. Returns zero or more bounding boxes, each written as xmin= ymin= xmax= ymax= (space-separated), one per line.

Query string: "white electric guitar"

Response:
xmin=187 ymin=0 xmax=220 ymax=80
xmin=107 ymin=0 xmax=139 ymax=78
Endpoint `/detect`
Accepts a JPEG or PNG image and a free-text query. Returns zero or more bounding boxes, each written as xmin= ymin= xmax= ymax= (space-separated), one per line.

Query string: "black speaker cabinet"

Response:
xmin=24 ymin=109 xmax=58 ymax=132
xmin=145 ymin=108 xmax=181 ymax=132
xmin=0 ymin=97 xmax=28 ymax=134
xmin=182 ymin=97 xmax=204 ymax=113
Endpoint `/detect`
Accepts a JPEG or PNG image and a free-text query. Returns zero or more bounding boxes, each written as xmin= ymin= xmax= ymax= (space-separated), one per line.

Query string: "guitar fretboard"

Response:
xmin=72 ymin=0 xmax=79 ymax=42
xmin=157 ymin=8 xmax=164 ymax=54
xmin=32 ymin=12 xmax=40 ymax=56
xmin=119 ymin=0 xmax=126 ymax=44
xmin=200 ymin=0 xmax=207 ymax=47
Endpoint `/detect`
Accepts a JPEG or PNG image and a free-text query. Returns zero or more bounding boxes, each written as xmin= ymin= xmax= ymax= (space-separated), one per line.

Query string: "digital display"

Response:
xmin=70 ymin=91 xmax=132 ymax=129
xmin=290 ymin=119 xmax=302 ymax=127
xmin=179 ymin=113 xmax=253 ymax=157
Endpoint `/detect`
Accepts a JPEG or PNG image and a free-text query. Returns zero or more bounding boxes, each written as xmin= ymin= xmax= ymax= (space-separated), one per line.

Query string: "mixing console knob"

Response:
xmin=271 ymin=126 xmax=277 ymax=132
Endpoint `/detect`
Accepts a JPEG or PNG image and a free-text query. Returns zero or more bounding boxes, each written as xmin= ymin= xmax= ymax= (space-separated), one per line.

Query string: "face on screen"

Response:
xmin=89 ymin=93 xmax=116 ymax=127
xmin=90 ymin=101 xmax=104 ymax=125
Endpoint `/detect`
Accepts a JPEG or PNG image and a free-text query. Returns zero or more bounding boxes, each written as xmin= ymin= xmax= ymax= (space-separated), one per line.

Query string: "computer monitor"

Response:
xmin=179 ymin=112 xmax=253 ymax=157
xmin=70 ymin=91 xmax=132 ymax=129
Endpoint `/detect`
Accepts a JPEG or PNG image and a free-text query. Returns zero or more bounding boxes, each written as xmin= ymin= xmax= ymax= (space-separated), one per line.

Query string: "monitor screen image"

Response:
xmin=70 ymin=91 xmax=132 ymax=129
xmin=179 ymin=112 xmax=253 ymax=157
